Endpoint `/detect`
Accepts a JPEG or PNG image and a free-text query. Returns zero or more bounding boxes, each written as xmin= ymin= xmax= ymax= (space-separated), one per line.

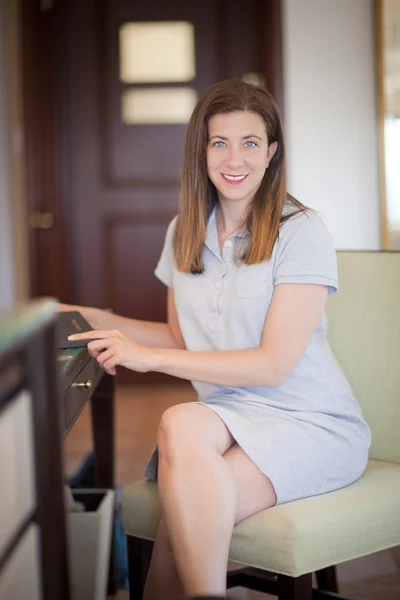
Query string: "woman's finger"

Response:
xmin=87 ymin=338 xmax=112 ymax=357
xmin=96 ymin=347 xmax=114 ymax=368
xmin=68 ymin=329 xmax=116 ymax=341
xmin=68 ymin=330 xmax=98 ymax=341
xmin=102 ymin=353 xmax=117 ymax=376
xmin=87 ymin=345 xmax=104 ymax=359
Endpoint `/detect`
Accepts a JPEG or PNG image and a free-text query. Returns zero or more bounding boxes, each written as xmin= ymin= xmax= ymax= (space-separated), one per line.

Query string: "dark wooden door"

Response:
xmin=23 ymin=0 xmax=283 ymax=383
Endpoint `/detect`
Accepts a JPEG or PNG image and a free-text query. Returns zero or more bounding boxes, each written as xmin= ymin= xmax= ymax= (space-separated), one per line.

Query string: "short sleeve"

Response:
xmin=273 ymin=210 xmax=338 ymax=294
xmin=154 ymin=216 xmax=177 ymax=288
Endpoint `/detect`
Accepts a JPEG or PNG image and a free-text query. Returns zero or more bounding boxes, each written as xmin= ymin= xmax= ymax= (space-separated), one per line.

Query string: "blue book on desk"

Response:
xmin=56 ymin=311 xmax=97 ymax=349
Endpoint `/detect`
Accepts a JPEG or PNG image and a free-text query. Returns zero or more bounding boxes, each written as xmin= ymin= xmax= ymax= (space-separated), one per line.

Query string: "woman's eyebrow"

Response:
xmin=208 ymin=134 xmax=264 ymax=141
xmin=242 ymin=134 xmax=263 ymax=141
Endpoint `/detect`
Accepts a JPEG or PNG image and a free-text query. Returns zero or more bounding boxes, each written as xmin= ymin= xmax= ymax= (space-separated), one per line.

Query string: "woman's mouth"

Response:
xmin=221 ymin=174 xmax=248 ymax=185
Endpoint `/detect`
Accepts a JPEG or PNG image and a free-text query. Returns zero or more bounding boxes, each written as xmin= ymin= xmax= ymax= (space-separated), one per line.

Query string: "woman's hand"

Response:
xmin=58 ymin=303 xmax=82 ymax=312
xmin=68 ymin=329 xmax=158 ymax=376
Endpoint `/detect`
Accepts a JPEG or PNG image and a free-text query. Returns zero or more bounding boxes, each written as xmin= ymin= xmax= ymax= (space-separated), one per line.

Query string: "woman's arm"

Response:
xmin=153 ymin=283 xmax=328 ymax=386
xmin=60 ymin=288 xmax=185 ymax=350
xmin=70 ymin=283 xmax=327 ymax=384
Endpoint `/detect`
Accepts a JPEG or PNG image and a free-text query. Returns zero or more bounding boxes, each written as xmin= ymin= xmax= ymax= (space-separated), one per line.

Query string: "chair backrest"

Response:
xmin=326 ymin=252 xmax=400 ymax=463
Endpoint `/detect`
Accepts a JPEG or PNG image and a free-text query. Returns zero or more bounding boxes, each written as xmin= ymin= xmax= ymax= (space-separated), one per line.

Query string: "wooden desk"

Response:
xmin=58 ymin=346 xmax=115 ymax=492
xmin=58 ymin=346 xmax=116 ymax=595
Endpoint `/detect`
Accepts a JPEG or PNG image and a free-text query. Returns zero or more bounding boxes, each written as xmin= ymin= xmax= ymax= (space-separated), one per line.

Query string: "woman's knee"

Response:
xmin=157 ymin=403 xmax=233 ymax=460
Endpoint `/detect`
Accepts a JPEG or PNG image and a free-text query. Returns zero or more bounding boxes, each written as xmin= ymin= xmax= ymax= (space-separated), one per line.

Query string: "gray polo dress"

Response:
xmin=144 ymin=206 xmax=371 ymax=504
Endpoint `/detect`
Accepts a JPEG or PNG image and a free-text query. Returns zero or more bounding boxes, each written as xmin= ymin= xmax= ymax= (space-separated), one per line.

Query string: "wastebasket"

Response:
xmin=67 ymin=488 xmax=115 ymax=600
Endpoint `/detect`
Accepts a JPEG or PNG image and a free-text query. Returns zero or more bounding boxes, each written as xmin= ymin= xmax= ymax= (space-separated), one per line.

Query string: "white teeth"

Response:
xmin=224 ymin=174 xmax=246 ymax=181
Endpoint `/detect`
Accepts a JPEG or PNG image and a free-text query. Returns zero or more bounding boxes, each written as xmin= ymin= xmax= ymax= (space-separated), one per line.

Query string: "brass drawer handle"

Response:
xmin=72 ymin=380 xmax=93 ymax=391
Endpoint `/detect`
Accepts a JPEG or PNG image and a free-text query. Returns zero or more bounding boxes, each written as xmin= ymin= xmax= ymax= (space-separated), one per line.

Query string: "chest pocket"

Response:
xmin=234 ymin=263 xmax=269 ymax=298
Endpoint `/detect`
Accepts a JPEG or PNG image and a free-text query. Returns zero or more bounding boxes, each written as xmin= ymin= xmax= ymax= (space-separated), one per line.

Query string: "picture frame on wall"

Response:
xmin=375 ymin=0 xmax=400 ymax=249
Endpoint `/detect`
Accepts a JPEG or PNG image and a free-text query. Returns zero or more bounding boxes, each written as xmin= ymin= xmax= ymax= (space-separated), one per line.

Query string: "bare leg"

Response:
xmin=157 ymin=403 xmax=235 ymax=596
xmin=223 ymin=442 xmax=277 ymax=524
xmin=145 ymin=403 xmax=277 ymax=598
xmin=143 ymin=514 xmax=183 ymax=600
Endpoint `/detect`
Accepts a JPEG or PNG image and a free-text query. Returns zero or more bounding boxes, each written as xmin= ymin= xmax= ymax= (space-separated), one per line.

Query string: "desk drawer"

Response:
xmin=65 ymin=358 xmax=102 ymax=428
xmin=0 ymin=391 xmax=35 ymax=557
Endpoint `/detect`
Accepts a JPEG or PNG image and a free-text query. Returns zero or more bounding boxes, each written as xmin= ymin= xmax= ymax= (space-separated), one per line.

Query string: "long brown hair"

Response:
xmin=173 ymin=79 xmax=307 ymax=273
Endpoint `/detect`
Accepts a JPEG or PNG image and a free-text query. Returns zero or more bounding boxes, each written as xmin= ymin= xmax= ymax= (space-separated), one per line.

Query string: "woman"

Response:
xmin=67 ymin=79 xmax=371 ymax=598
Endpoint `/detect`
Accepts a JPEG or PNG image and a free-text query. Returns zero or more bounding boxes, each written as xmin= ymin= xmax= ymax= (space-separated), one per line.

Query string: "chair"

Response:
xmin=122 ymin=251 xmax=400 ymax=600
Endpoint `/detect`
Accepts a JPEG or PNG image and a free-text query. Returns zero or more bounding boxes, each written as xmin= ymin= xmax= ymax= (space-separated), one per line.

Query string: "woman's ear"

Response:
xmin=266 ymin=141 xmax=278 ymax=167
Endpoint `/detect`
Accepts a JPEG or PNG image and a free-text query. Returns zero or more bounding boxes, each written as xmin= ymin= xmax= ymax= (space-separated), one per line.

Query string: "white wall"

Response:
xmin=283 ymin=0 xmax=380 ymax=250
xmin=0 ymin=3 xmax=15 ymax=309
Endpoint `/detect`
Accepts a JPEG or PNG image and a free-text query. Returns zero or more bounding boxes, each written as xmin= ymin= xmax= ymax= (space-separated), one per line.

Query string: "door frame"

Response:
xmin=21 ymin=0 xmax=284 ymax=300
xmin=20 ymin=0 xmax=71 ymax=300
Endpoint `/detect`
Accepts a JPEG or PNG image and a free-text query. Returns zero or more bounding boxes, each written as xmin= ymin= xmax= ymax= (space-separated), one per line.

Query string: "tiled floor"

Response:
xmin=64 ymin=383 xmax=400 ymax=600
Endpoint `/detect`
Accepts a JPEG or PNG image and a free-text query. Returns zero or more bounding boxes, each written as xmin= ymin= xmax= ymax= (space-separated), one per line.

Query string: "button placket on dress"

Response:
xmin=211 ymin=237 xmax=234 ymax=327
xmin=204 ymin=211 xmax=226 ymax=326
xmin=204 ymin=208 xmax=250 ymax=331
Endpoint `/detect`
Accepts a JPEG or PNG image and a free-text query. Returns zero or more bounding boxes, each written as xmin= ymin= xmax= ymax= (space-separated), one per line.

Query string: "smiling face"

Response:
xmin=206 ymin=110 xmax=277 ymax=209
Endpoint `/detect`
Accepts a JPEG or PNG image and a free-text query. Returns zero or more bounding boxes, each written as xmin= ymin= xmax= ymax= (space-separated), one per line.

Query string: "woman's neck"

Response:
xmin=215 ymin=200 xmax=248 ymax=239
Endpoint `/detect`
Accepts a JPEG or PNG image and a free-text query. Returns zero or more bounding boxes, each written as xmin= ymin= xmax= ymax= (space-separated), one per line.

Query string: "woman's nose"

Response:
xmin=225 ymin=147 xmax=245 ymax=170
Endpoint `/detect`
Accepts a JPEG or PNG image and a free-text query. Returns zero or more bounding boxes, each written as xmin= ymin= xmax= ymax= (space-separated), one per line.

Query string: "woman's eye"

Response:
xmin=244 ymin=141 xmax=257 ymax=147
xmin=214 ymin=141 xmax=226 ymax=148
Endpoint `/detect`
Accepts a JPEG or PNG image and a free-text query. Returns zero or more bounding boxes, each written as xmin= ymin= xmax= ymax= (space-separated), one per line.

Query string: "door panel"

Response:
xmin=106 ymin=0 xmax=220 ymax=183
xmin=104 ymin=215 xmax=171 ymax=322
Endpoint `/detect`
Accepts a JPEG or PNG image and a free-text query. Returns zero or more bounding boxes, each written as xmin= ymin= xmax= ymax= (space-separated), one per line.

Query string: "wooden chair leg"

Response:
xmin=315 ymin=566 xmax=339 ymax=593
xmin=278 ymin=573 xmax=313 ymax=600
xmin=127 ymin=536 xmax=154 ymax=600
